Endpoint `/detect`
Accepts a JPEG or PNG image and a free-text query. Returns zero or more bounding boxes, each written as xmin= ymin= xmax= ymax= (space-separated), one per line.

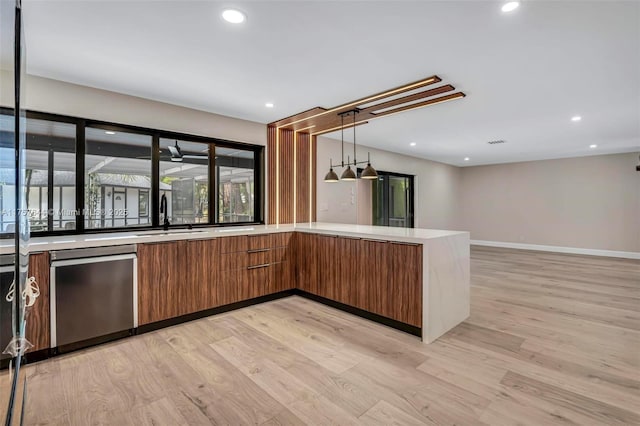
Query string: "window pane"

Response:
xmin=85 ymin=127 xmax=152 ymax=229
xmin=216 ymin=147 xmax=255 ymax=223
xmin=0 ymin=114 xmax=14 ymax=232
xmin=159 ymin=138 xmax=209 ymax=225
xmin=53 ymin=152 xmax=76 ymax=230
xmin=25 ymin=118 xmax=76 ymax=232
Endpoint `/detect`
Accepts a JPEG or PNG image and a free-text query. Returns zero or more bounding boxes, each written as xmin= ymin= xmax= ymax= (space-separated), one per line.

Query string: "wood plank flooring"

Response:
xmin=22 ymin=246 xmax=640 ymax=425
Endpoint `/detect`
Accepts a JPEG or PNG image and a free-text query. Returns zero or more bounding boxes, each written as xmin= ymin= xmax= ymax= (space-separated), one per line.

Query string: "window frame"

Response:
xmin=0 ymin=108 xmax=264 ymax=238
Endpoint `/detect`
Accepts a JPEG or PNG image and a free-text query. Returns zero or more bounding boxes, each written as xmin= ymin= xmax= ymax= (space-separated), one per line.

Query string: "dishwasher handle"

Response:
xmin=50 ymin=244 xmax=136 ymax=261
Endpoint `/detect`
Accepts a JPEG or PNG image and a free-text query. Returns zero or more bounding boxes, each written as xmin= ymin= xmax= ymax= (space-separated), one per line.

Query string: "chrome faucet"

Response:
xmin=160 ymin=193 xmax=170 ymax=230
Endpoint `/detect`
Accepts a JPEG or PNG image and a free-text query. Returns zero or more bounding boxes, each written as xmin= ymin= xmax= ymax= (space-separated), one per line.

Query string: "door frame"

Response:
xmin=358 ymin=169 xmax=415 ymax=228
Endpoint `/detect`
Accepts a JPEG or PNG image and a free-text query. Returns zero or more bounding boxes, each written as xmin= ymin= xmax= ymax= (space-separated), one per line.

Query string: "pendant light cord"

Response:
xmin=341 ymin=114 xmax=345 ymax=167
xmin=353 ymin=110 xmax=357 ymax=164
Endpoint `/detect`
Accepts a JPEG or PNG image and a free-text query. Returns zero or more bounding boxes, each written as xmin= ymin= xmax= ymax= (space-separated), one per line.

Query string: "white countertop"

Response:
xmin=0 ymin=222 xmax=468 ymax=254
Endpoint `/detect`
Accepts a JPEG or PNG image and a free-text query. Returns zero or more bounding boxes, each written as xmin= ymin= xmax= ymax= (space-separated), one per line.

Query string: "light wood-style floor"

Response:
xmin=23 ymin=247 xmax=640 ymax=425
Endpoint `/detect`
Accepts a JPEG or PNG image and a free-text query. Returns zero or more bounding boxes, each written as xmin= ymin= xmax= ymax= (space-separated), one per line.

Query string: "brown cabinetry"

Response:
xmin=356 ymin=239 xmax=390 ymax=314
xmin=334 ymin=236 xmax=360 ymax=306
xmin=25 ymin=230 xmax=422 ymax=351
xmin=137 ymin=241 xmax=186 ymax=325
xmin=294 ymin=234 xmax=422 ymax=328
xmin=389 ymin=242 xmax=422 ymax=327
xmin=294 ymin=232 xmax=318 ymax=294
xmin=186 ymin=238 xmax=220 ymax=313
xmin=317 ymin=235 xmax=338 ymax=300
xmin=26 ymin=252 xmax=50 ymax=352
xmin=138 ymin=232 xmax=295 ymax=326
xmin=245 ymin=232 xmax=294 ymax=299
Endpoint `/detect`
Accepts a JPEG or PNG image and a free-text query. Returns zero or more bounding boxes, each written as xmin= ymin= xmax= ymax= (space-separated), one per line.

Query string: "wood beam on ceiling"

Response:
xmin=269 ymin=75 xmax=465 ymax=136
xmin=271 ymin=75 xmax=441 ymax=128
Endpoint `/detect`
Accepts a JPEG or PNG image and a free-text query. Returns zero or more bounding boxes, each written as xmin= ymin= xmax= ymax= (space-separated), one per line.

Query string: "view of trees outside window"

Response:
xmin=159 ymin=138 xmax=209 ymax=225
xmin=216 ymin=147 xmax=254 ymax=223
xmin=85 ymin=127 xmax=152 ymax=229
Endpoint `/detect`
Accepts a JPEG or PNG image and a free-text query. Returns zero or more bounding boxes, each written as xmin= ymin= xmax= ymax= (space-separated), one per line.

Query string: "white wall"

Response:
xmin=458 ymin=152 xmax=640 ymax=253
xmin=1 ymin=73 xmax=270 ymax=220
xmin=23 ymin=75 xmax=266 ymax=145
xmin=316 ymin=136 xmax=462 ymax=230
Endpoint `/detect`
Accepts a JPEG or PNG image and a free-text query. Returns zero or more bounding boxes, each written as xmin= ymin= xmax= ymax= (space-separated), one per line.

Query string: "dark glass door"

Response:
xmin=368 ymin=170 xmax=414 ymax=228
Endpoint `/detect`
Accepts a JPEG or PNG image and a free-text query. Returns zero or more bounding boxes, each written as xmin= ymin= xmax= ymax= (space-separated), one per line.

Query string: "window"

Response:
xmin=216 ymin=147 xmax=255 ymax=223
xmin=0 ymin=113 xmax=15 ymax=233
xmin=1 ymin=110 xmax=263 ymax=236
xmin=159 ymin=138 xmax=209 ymax=225
xmin=0 ymin=116 xmax=77 ymax=233
xmin=85 ymin=127 xmax=152 ymax=229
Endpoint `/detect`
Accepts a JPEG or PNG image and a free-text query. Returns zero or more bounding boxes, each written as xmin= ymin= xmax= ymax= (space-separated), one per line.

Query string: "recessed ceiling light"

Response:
xmin=265 ymin=103 xmax=274 ymax=108
xmin=464 ymin=157 xmax=470 ymax=161
xmin=589 ymin=144 xmax=597 ymax=149
xmin=410 ymin=142 xmax=416 ymax=146
xmin=501 ymin=1 xmax=520 ymax=12
xmin=571 ymin=115 xmax=582 ymax=122
xmin=222 ymin=9 xmax=246 ymax=24
xmin=105 ymin=131 xmax=116 ymax=135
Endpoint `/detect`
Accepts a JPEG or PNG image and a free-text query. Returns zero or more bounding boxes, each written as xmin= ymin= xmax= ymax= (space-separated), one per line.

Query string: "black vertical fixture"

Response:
xmin=208 ymin=143 xmax=215 ymax=225
xmin=75 ymin=119 xmax=86 ymax=233
xmin=151 ymin=134 xmax=160 ymax=228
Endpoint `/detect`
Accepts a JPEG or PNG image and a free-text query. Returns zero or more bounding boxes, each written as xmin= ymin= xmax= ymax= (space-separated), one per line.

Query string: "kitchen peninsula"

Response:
xmin=2 ymin=223 xmax=469 ymax=357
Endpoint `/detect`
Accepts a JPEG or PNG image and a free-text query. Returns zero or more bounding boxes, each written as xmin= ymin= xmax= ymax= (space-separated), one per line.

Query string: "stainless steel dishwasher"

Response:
xmin=50 ymin=245 xmax=137 ymax=352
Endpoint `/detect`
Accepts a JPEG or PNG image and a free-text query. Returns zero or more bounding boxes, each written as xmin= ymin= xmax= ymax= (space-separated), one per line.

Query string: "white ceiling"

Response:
xmin=20 ymin=0 xmax=640 ymax=166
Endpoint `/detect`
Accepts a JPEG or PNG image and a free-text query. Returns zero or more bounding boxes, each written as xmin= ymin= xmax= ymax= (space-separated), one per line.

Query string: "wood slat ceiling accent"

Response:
xmin=269 ymin=75 xmax=465 ymax=135
xmin=267 ymin=126 xmax=278 ymax=224
xmin=267 ymin=127 xmax=316 ymax=224
xmin=295 ymin=132 xmax=311 ymax=222
xmin=278 ymin=129 xmax=295 ymax=224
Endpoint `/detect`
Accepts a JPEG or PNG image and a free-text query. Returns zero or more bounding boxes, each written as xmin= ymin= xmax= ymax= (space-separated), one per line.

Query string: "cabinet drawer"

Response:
xmin=219 ymin=252 xmax=248 ymax=271
xmin=247 ymin=250 xmax=270 ymax=267
xmin=248 ymin=234 xmax=271 ymax=250
xmin=247 ymin=247 xmax=288 ymax=266
xmin=219 ymin=236 xmax=248 ymax=253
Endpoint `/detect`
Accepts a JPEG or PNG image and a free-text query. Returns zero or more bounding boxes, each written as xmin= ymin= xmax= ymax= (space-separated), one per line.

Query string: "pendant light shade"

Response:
xmin=360 ymin=152 xmax=378 ymax=179
xmin=324 ymin=167 xmax=339 ymax=182
xmin=341 ymin=165 xmax=356 ymax=181
xmin=361 ymin=163 xmax=378 ymax=179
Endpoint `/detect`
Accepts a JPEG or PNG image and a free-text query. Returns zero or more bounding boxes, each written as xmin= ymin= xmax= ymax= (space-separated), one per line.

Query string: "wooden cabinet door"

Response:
xmin=186 ymin=239 xmax=219 ymax=314
xmin=356 ymin=239 xmax=389 ymax=315
xmin=270 ymin=232 xmax=292 ymax=248
xmin=295 ymin=233 xmax=318 ymax=294
xmin=138 ymin=241 xmax=184 ymax=325
xmin=335 ymin=237 xmax=360 ymax=306
xmin=217 ymin=252 xmax=246 ymax=307
xmin=270 ymin=260 xmax=292 ymax=293
xmin=26 ymin=252 xmax=50 ymax=351
xmin=244 ymin=264 xmax=270 ymax=300
xmin=389 ymin=242 xmax=422 ymax=327
xmin=317 ymin=235 xmax=338 ymax=299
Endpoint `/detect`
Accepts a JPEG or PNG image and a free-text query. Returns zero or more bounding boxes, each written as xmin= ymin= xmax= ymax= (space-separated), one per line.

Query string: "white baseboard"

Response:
xmin=471 ymin=240 xmax=640 ymax=260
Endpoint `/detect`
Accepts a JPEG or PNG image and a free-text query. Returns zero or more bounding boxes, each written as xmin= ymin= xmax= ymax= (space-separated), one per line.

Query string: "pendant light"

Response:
xmin=341 ymin=159 xmax=356 ymax=181
xmin=324 ymin=160 xmax=339 ymax=182
xmin=361 ymin=152 xmax=378 ymax=179
xmin=323 ymin=108 xmax=378 ymax=182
